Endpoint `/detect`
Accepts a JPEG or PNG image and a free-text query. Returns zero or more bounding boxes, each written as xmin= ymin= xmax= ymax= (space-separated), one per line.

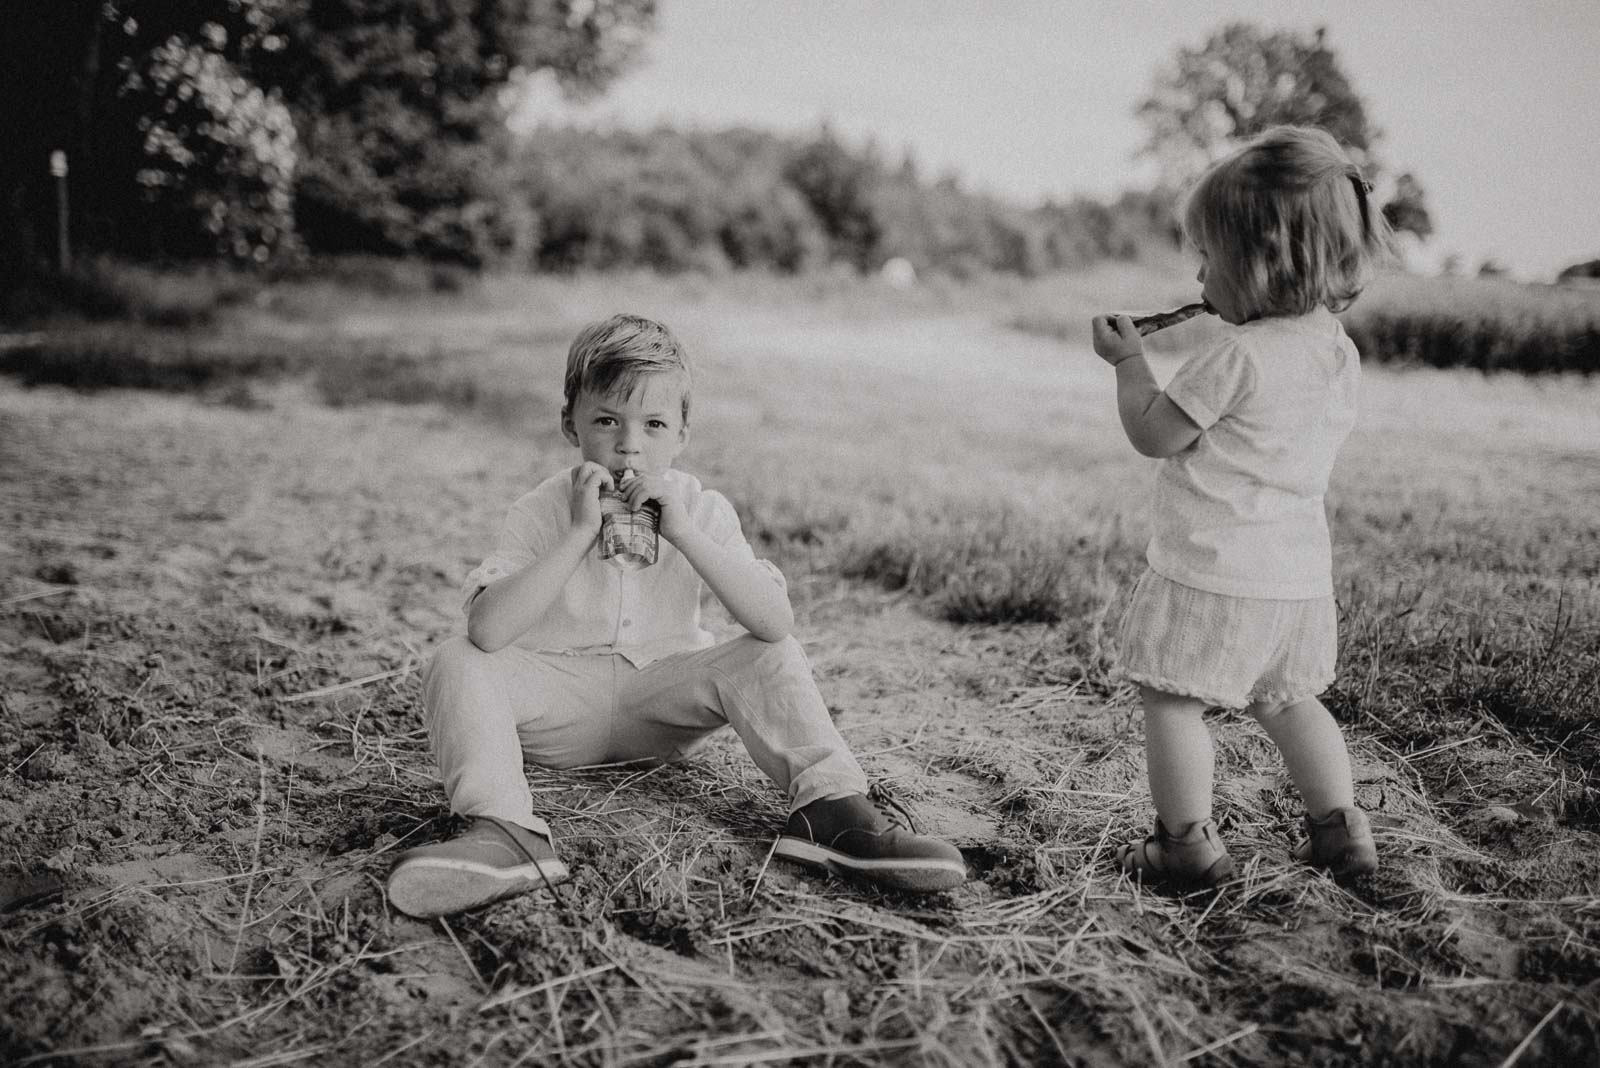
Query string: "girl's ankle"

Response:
xmin=1158 ymin=816 xmax=1217 ymax=840
xmin=1304 ymin=803 xmax=1359 ymax=824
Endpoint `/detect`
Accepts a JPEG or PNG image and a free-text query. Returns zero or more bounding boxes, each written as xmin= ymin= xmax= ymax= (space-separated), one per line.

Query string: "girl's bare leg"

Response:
xmin=1140 ymin=685 xmax=1216 ymax=826
xmin=1247 ymin=696 xmax=1357 ymax=819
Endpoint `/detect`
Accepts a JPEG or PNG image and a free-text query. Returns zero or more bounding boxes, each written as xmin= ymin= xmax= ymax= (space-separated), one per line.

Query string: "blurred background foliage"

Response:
xmin=1136 ymin=23 xmax=1431 ymax=241
xmin=3 ymin=5 xmax=1451 ymax=292
xmin=1 ymin=0 xmax=655 ymax=283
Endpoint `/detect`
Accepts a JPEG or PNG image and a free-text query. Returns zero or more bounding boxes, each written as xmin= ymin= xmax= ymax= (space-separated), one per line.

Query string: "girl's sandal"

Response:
xmin=1294 ymin=807 xmax=1378 ymax=878
xmin=1119 ymin=818 xmax=1236 ymax=889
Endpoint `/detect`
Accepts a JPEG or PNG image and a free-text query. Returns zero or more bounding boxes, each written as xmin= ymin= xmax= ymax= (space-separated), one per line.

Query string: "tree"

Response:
xmin=114 ymin=15 xmax=300 ymax=262
xmin=1381 ymin=172 xmax=1432 ymax=241
xmin=0 ymin=0 xmax=657 ymax=289
xmin=782 ymin=128 xmax=884 ymax=271
xmin=255 ymin=0 xmax=656 ymax=264
xmin=511 ymin=125 xmax=827 ymax=273
xmin=1136 ymin=23 xmax=1432 ymax=239
xmin=1138 ymin=24 xmax=1375 ymax=185
xmin=1556 ymin=258 xmax=1600 ymax=285
xmin=1 ymin=1 xmax=299 ymax=279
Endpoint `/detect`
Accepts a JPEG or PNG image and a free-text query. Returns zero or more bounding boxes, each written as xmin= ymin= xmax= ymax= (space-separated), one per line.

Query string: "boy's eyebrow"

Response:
xmin=591 ymin=406 xmax=675 ymax=419
xmin=592 ymin=401 xmax=674 ymax=416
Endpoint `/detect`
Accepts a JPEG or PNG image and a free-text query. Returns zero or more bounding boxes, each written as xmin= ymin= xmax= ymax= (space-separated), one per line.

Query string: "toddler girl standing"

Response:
xmin=1090 ymin=125 xmax=1391 ymax=887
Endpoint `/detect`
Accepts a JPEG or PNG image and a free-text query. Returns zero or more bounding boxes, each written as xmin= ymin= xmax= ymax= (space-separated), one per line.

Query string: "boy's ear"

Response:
xmin=560 ymin=407 xmax=578 ymax=447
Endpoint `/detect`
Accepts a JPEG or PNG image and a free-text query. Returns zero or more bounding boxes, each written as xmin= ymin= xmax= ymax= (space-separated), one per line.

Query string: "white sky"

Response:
xmin=512 ymin=0 xmax=1600 ymax=281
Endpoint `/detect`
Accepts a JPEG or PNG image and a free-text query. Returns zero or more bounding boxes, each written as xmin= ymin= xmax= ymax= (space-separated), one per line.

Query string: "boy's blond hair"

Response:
xmin=1182 ymin=125 xmax=1393 ymax=320
xmin=562 ymin=314 xmax=692 ymax=424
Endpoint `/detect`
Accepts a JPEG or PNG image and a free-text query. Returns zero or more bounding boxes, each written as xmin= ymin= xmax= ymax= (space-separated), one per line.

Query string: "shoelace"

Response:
xmin=866 ymin=782 xmax=919 ymax=834
xmin=478 ymin=815 xmax=574 ymax=915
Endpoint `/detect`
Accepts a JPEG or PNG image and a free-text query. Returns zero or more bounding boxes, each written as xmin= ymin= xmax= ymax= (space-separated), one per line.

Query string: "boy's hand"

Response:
xmin=620 ymin=472 xmax=689 ymax=543
xmin=569 ymin=462 xmax=613 ymax=532
xmin=1092 ymin=315 xmax=1143 ymax=367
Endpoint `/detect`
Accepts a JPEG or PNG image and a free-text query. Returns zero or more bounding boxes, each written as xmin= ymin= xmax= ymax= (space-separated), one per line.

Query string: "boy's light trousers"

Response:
xmin=423 ymin=634 xmax=870 ymax=838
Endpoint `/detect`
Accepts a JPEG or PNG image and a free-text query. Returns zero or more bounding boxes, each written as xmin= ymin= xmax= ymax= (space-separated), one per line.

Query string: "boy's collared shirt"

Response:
xmin=462 ymin=469 xmax=783 ymax=666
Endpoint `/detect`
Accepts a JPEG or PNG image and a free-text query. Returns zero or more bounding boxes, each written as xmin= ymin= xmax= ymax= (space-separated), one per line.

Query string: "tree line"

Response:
xmin=1 ymin=8 xmax=1434 ymax=291
xmin=512 ymin=124 xmax=1181 ymax=276
xmin=1 ymin=0 xmax=655 ymax=287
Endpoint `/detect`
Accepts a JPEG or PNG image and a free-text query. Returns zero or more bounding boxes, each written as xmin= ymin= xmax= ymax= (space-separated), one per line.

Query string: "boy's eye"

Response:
xmin=647 ymin=420 xmax=668 ymax=430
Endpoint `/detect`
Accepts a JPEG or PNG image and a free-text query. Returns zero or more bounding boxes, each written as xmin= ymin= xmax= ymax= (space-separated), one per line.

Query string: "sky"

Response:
xmin=510 ymin=0 xmax=1600 ymax=282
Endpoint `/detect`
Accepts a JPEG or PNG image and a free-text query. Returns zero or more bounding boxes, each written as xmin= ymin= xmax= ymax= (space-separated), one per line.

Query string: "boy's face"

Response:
xmin=561 ymin=373 xmax=688 ymax=477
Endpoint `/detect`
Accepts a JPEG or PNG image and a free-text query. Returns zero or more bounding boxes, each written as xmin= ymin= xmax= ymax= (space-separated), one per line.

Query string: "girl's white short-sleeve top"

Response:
xmin=1147 ymin=306 xmax=1360 ymax=600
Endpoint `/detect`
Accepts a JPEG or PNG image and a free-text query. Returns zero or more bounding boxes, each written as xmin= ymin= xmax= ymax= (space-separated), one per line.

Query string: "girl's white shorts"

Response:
xmin=1116 ymin=568 xmax=1337 ymax=710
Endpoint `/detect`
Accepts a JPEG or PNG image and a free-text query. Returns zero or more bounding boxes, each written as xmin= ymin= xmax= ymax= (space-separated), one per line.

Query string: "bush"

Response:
xmin=120 ymin=39 xmax=300 ymax=264
xmin=1342 ymin=273 xmax=1600 ymax=375
xmin=511 ymin=125 xmax=1180 ymax=277
xmin=1345 ymin=312 xmax=1600 ymax=374
xmin=0 ymin=332 xmax=297 ymax=392
xmin=0 ymin=259 xmax=260 ymax=328
xmin=269 ymin=255 xmax=478 ymax=297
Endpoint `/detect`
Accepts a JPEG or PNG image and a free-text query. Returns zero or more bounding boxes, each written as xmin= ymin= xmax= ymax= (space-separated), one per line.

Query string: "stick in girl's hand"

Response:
xmin=1114 ymin=302 xmax=1214 ymax=336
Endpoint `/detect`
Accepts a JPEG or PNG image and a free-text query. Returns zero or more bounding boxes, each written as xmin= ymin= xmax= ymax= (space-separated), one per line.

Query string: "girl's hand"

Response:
xmin=1092 ymin=315 xmax=1143 ymax=366
xmin=569 ymin=462 xmax=613 ymax=532
xmin=620 ymin=472 xmax=689 ymax=543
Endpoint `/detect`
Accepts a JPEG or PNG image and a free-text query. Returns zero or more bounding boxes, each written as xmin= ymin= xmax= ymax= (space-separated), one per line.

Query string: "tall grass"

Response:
xmin=0 ymin=258 xmax=260 ymax=328
xmin=1327 ymin=573 xmax=1600 ymax=828
xmin=0 ymin=315 xmax=555 ymax=426
xmin=0 ymin=256 xmax=481 ymax=331
xmin=1344 ymin=273 xmax=1600 ymax=374
xmin=837 ymin=509 xmax=1122 ymax=626
xmin=311 ymin=347 xmax=560 ymax=427
xmin=0 ymin=330 xmax=299 ymax=391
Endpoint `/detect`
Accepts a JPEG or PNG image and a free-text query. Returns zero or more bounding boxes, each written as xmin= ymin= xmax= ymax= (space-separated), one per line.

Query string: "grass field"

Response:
xmin=3 ymin=267 xmax=1599 ymax=1066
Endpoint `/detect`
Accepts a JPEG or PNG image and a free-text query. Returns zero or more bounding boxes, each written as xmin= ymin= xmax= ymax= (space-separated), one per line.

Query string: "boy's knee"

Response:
xmin=426 ymin=635 xmax=498 ymax=689
xmin=719 ymin=632 xmax=811 ymax=678
xmin=756 ymin=632 xmax=808 ymax=668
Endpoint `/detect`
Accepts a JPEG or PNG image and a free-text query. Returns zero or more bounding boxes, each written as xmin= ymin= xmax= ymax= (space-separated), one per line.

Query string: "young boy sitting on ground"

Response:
xmin=387 ymin=314 xmax=966 ymax=917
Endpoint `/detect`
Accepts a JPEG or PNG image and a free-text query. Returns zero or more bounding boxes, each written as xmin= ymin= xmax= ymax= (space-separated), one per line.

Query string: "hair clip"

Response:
xmin=1348 ymin=172 xmax=1374 ymax=235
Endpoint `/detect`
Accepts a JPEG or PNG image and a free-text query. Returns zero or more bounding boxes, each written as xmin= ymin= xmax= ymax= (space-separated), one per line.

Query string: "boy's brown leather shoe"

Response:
xmin=774 ymin=786 xmax=967 ymax=892
xmin=387 ymin=816 xmax=568 ymax=918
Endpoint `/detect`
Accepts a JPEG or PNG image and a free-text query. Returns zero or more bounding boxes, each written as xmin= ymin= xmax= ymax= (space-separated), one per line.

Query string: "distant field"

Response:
xmin=3 ymin=267 xmax=1598 ymax=1066
xmin=1005 ymin=264 xmax=1600 ymax=374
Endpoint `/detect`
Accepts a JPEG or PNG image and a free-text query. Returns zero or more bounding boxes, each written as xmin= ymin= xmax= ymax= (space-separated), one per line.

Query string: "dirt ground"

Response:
xmin=3 ymin=278 xmax=1599 ymax=1066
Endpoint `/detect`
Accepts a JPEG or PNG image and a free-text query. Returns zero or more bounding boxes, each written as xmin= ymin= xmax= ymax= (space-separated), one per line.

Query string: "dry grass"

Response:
xmin=2 ymin=267 xmax=1599 ymax=1065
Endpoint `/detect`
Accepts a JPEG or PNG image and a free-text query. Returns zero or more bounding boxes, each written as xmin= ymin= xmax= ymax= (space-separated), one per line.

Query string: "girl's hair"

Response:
xmin=563 ymin=314 xmax=692 ymax=424
xmin=1182 ymin=125 xmax=1394 ymax=319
